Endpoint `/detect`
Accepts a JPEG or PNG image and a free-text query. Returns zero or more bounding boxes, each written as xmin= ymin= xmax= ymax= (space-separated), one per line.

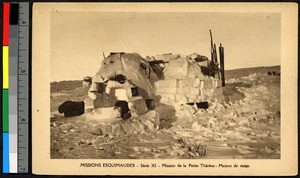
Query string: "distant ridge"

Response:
xmin=225 ymin=65 xmax=280 ymax=72
xmin=51 ymin=80 xmax=83 ymax=93
xmin=225 ymin=65 xmax=280 ymax=79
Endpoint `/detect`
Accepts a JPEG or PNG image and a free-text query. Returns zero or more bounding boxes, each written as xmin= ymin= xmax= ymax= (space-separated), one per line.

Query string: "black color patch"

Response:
xmin=10 ymin=3 xmax=19 ymax=25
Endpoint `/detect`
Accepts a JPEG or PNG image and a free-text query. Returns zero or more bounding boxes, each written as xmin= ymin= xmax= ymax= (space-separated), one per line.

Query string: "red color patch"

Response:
xmin=3 ymin=2 xmax=10 ymax=46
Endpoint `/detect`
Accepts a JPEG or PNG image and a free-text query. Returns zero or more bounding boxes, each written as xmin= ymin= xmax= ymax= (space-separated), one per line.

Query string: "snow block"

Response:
xmin=84 ymin=98 xmax=94 ymax=110
xmin=196 ymin=95 xmax=204 ymax=102
xmin=177 ymin=88 xmax=190 ymax=95
xmin=164 ymin=57 xmax=189 ymax=79
xmin=168 ymin=94 xmax=176 ymax=101
xmin=187 ymin=95 xmax=197 ymax=102
xmin=178 ymin=78 xmax=200 ymax=88
xmin=204 ymin=79 xmax=214 ymax=89
xmin=199 ymin=80 xmax=205 ymax=89
xmin=217 ymin=80 xmax=222 ymax=88
xmin=156 ymin=87 xmax=177 ymax=94
xmin=175 ymin=94 xmax=188 ymax=104
xmin=180 ymin=78 xmax=192 ymax=88
xmin=203 ymin=88 xmax=215 ymax=97
xmin=190 ymin=88 xmax=200 ymax=95
xmin=159 ymin=94 xmax=177 ymax=105
xmin=187 ymin=98 xmax=195 ymax=103
xmin=160 ymin=96 xmax=170 ymax=103
xmin=155 ymin=79 xmax=178 ymax=88
xmin=161 ymin=94 xmax=176 ymax=102
xmin=193 ymin=78 xmax=201 ymax=87
xmin=129 ymin=98 xmax=148 ymax=116
xmin=177 ymin=88 xmax=185 ymax=95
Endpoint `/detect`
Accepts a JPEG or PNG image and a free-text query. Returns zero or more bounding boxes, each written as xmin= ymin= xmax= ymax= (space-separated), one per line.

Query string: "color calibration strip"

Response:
xmin=3 ymin=2 xmax=10 ymax=173
xmin=9 ymin=3 xmax=19 ymax=174
xmin=2 ymin=2 xmax=29 ymax=173
xmin=17 ymin=2 xmax=29 ymax=173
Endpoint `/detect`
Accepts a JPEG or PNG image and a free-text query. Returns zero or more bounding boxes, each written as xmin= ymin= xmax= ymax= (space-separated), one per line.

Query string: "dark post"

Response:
xmin=219 ymin=44 xmax=222 ymax=80
xmin=209 ymin=30 xmax=214 ymax=77
xmin=214 ymin=44 xmax=220 ymax=79
xmin=213 ymin=44 xmax=218 ymax=64
xmin=102 ymin=52 xmax=106 ymax=59
xmin=222 ymin=46 xmax=225 ymax=86
xmin=210 ymin=30 xmax=214 ymax=58
xmin=219 ymin=43 xmax=225 ymax=87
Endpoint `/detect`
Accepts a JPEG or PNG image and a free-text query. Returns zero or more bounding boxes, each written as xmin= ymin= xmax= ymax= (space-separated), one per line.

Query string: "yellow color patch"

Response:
xmin=3 ymin=46 xmax=9 ymax=89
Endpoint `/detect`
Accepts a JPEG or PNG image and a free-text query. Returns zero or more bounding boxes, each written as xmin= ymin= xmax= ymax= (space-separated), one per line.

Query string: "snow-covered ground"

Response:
xmin=50 ymin=66 xmax=280 ymax=159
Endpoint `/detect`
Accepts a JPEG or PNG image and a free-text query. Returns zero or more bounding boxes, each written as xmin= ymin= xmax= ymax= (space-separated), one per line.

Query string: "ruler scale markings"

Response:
xmin=18 ymin=26 xmax=29 ymax=75
xmin=17 ymin=2 xmax=29 ymax=173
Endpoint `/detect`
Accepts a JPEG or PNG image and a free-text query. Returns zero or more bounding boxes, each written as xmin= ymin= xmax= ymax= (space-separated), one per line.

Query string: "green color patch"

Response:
xmin=2 ymin=89 xmax=9 ymax=132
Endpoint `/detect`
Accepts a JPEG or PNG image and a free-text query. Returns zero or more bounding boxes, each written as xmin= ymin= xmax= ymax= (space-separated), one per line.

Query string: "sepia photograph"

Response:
xmin=50 ymin=9 xmax=281 ymax=160
xmin=32 ymin=3 xmax=297 ymax=175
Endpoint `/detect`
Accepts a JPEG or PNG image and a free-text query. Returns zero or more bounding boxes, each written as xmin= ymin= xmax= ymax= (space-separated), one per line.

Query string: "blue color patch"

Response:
xmin=3 ymin=133 xmax=9 ymax=173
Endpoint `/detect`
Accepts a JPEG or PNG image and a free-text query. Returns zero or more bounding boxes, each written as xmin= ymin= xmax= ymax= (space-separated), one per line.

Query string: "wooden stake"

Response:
xmin=214 ymin=43 xmax=220 ymax=79
xmin=219 ymin=43 xmax=225 ymax=87
xmin=222 ymin=46 xmax=225 ymax=86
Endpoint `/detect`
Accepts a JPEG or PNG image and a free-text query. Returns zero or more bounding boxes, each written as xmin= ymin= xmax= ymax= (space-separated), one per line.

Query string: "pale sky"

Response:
xmin=51 ymin=12 xmax=280 ymax=82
